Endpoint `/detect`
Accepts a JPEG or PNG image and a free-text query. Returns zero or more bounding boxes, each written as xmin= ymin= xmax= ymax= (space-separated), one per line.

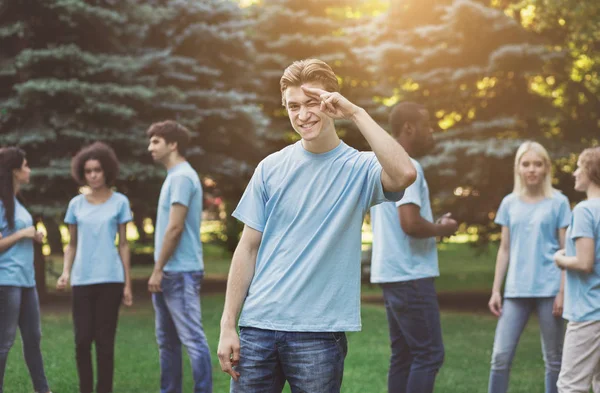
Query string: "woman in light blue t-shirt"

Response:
xmin=0 ymin=147 xmax=52 ymax=393
xmin=56 ymin=142 xmax=132 ymax=393
xmin=487 ymin=141 xmax=571 ymax=393
xmin=554 ymin=147 xmax=600 ymax=392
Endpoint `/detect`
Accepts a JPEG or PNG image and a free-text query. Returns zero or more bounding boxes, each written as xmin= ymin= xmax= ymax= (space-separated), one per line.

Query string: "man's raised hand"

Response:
xmin=301 ymin=85 xmax=360 ymax=120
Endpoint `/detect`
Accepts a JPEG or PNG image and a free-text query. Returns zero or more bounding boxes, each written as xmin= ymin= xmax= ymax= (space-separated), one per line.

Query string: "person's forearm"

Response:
xmin=119 ymin=243 xmax=131 ymax=287
xmin=559 ymin=270 xmax=565 ymax=293
xmin=154 ymin=226 xmax=183 ymax=271
xmin=403 ymin=217 xmax=451 ymax=239
xmin=0 ymin=231 xmax=24 ymax=252
xmin=220 ymin=245 xmax=258 ymax=330
xmin=557 ymin=255 xmax=593 ymax=273
xmin=351 ymin=108 xmax=416 ymax=190
xmin=62 ymin=244 xmax=76 ymax=274
xmin=492 ymin=248 xmax=510 ymax=294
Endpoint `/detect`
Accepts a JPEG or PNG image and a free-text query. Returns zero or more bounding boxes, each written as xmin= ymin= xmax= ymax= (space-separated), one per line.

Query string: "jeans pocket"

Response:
xmin=331 ymin=332 xmax=348 ymax=359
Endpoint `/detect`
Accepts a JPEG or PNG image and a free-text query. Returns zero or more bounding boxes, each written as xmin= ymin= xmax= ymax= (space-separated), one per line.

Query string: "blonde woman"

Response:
xmin=554 ymin=147 xmax=600 ymax=393
xmin=487 ymin=141 xmax=570 ymax=393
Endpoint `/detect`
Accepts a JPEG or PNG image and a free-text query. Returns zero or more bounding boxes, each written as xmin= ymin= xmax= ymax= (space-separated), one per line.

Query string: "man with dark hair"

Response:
xmin=370 ymin=102 xmax=458 ymax=393
xmin=147 ymin=121 xmax=212 ymax=393
xmin=217 ymin=59 xmax=417 ymax=392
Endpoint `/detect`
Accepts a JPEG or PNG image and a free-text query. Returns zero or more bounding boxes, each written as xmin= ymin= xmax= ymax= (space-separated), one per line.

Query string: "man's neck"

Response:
xmin=301 ymin=128 xmax=340 ymax=154
xmin=397 ymin=135 xmax=416 ymax=157
xmin=587 ymin=183 xmax=600 ymax=200
xmin=163 ymin=155 xmax=186 ymax=171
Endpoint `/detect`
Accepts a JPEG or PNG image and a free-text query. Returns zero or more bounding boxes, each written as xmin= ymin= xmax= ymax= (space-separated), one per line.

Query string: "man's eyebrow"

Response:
xmin=287 ymin=98 xmax=319 ymax=106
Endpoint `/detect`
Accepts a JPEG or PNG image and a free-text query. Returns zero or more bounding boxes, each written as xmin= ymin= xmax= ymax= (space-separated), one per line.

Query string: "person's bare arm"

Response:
xmin=118 ymin=224 xmax=133 ymax=306
xmin=489 ymin=226 xmax=510 ymax=317
xmin=0 ymin=226 xmax=39 ymax=252
xmin=57 ymin=225 xmax=77 ymax=290
xmin=148 ymin=204 xmax=188 ymax=293
xmin=554 ymin=237 xmax=595 ymax=273
xmin=399 ymin=204 xmax=457 ymax=238
xmin=217 ymin=225 xmax=263 ymax=381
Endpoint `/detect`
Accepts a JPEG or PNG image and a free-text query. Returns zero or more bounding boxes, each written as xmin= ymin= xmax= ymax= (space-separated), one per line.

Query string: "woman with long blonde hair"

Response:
xmin=487 ymin=141 xmax=570 ymax=393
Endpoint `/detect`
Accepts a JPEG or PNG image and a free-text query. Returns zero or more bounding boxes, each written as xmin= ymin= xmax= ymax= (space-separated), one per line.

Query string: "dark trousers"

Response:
xmin=382 ymin=278 xmax=445 ymax=393
xmin=72 ymin=283 xmax=123 ymax=393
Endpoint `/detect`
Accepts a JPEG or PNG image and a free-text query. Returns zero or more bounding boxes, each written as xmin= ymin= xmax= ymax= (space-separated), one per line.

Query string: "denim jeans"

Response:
xmin=72 ymin=283 xmax=123 ymax=393
xmin=152 ymin=271 xmax=212 ymax=393
xmin=381 ymin=278 xmax=445 ymax=393
xmin=488 ymin=297 xmax=564 ymax=393
xmin=230 ymin=327 xmax=347 ymax=393
xmin=0 ymin=286 xmax=49 ymax=393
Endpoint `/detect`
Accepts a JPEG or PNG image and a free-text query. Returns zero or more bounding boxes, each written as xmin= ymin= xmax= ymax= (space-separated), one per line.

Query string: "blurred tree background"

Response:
xmin=1 ymin=0 xmax=598 ymax=293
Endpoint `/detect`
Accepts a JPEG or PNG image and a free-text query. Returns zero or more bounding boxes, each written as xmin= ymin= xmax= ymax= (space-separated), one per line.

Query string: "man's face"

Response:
xmin=148 ymin=136 xmax=173 ymax=163
xmin=412 ymin=109 xmax=435 ymax=156
xmin=284 ymin=82 xmax=335 ymax=142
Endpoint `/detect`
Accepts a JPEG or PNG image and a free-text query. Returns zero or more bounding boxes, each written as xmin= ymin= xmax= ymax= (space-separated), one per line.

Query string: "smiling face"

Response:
xmin=284 ymin=82 xmax=335 ymax=142
xmin=573 ymin=157 xmax=591 ymax=192
xmin=12 ymin=158 xmax=31 ymax=186
xmin=518 ymin=150 xmax=548 ymax=187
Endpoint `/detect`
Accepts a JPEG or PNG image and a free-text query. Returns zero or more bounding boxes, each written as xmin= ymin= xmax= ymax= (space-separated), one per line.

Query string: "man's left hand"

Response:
xmin=148 ymin=269 xmax=163 ymax=293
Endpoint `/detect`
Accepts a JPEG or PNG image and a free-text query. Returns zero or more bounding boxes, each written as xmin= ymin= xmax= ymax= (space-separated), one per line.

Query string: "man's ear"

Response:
xmin=167 ymin=141 xmax=178 ymax=153
xmin=402 ymin=122 xmax=415 ymax=136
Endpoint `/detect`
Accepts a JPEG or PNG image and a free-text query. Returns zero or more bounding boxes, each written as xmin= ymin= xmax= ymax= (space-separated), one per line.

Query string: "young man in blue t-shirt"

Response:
xmin=217 ymin=59 xmax=417 ymax=392
xmin=370 ymin=102 xmax=458 ymax=393
xmin=147 ymin=120 xmax=212 ymax=393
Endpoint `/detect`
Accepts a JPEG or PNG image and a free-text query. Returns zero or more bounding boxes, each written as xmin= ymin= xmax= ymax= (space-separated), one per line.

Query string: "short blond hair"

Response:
xmin=513 ymin=141 xmax=554 ymax=198
xmin=280 ymin=59 xmax=339 ymax=106
xmin=579 ymin=146 xmax=600 ymax=187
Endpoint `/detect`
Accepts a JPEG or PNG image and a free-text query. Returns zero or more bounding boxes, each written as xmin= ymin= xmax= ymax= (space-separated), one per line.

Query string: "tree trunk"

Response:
xmin=44 ymin=216 xmax=64 ymax=256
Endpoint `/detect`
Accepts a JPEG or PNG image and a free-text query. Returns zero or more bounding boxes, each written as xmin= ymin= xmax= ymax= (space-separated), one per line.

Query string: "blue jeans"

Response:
xmin=230 ymin=327 xmax=348 ymax=393
xmin=488 ymin=297 xmax=564 ymax=393
xmin=0 ymin=286 xmax=49 ymax=393
xmin=152 ymin=271 xmax=212 ymax=393
xmin=381 ymin=278 xmax=445 ymax=393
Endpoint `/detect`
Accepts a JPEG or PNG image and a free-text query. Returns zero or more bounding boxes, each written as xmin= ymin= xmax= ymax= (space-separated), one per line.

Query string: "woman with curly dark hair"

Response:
xmin=0 ymin=147 xmax=52 ymax=393
xmin=56 ymin=142 xmax=132 ymax=393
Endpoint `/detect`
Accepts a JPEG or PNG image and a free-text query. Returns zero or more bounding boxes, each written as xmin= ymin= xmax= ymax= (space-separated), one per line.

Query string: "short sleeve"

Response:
xmin=397 ymin=167 xmax=422 ymax=208
xmin=232 ymin=162 xmax=268 ymax=232
xmin=364 ymin=153 xmax=404 ymax=208
xmin=169 ymin=175 xmax=195 ymax=208
xmin=494 ymin=196 xmax=510 ymax=227
xmin=118 ymin=196 xmax=133 ymax=224
xmin=64 ymin=198 xmax=77 ymax=225
xmin=571 ymin=205 xmax=595 ymax=240
xmin=557 ymin=195 xmax=572 ymax=229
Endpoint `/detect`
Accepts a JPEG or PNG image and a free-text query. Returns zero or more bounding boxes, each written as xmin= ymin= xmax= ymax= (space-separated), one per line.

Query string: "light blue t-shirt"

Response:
xmin=233 ymin=141 xmax=403 ymax=332
xmin=563 ymin=199 xmax=600 ymax=322
xmin=495 ymin=191 xmax=571 ymax=297
xmin=154 ymin=161 xmax=203 ymax=272
xmin=0 ymin=199 xmax=35 ymax=287
xmin=65 ymin=192 xmax=132 ymax=286
xmin=370 ymin=159 xmax=438 ymax=283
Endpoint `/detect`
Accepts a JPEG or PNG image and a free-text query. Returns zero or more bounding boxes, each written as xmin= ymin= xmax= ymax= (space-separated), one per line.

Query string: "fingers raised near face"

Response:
xmin=301 ymin=85 xmax=327 ymax=99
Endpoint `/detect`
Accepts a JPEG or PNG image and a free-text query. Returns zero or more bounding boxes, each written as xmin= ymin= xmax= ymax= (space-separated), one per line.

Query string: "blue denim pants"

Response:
xmin=230 ymin=327 xmax=348 ymax=393
xmin=488 ymin=297 xmax=564 ymax=393
xmin=0 ymin=286 xmax=49 ymax=393
xmin=152 ymin=271 xmax=212 ymax=393
xmin=381 ymin=278 xmax=445 ymax=393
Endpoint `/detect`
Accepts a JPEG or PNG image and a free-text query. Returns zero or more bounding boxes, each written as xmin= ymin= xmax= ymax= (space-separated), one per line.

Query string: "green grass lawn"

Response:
xmin=6 ymin=294 xmax=549 ymax=393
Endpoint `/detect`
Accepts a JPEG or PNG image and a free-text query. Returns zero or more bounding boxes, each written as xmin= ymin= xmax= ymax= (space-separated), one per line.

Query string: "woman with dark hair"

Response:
xmin=0 ymin=147 xmax=52 ymax=393
xmin=56 ymin=142 xmax=132 ymax=393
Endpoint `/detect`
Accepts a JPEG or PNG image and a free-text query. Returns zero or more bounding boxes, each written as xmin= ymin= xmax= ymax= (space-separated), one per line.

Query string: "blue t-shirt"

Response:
xmin=154 ymin=161 xmax=203 ymax=272
xmin=0 ymin=199 xmax=35 ymax=287
xmin=65 ymin=192 xmax=132 ymax=286
xmin=370 ymin=159 xmax=438 ymax=283
xmin=495 ymin=191 xmax=571 ymax=297
xmin=232 ymin=141 xmax=403 ymax=332
xmin=563 ymin=199 xmax=600 ymax=322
